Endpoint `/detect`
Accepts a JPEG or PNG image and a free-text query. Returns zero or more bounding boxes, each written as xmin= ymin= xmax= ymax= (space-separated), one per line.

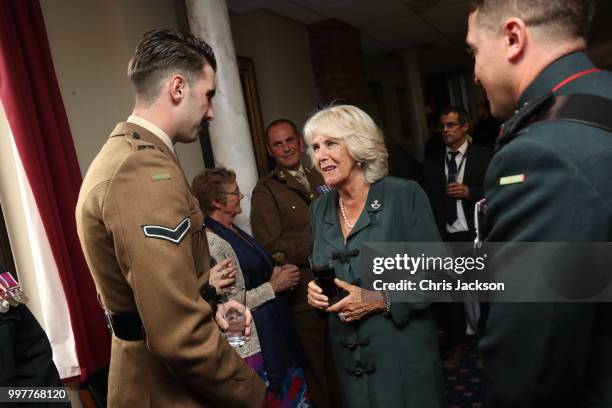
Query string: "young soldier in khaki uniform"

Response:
xmin=251 ymin=119 xmax=341 ymax=408
xmin=76 ymin=29 xmax=264 ymax=407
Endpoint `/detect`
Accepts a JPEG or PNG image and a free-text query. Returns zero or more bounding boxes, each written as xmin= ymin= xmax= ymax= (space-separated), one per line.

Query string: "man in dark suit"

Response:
xmin=251 ymin=119 xmax=341 ymax=408
xmin=423 ymin=106 xmax=493 ymax=369
xmin=467 ymin=0 xmax=612 ymax=406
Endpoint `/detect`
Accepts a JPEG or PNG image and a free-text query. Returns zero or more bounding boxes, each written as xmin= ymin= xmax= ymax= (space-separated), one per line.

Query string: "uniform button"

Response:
xmin=346 ymin=368 xmax=364 ymax=377
xmin=310 ymin=194 xmax=315 ymax=199
xmin=358 ymin=338 xmax=370 ymax=347
xmin=291 ymin=205 xmax=296 ymax=210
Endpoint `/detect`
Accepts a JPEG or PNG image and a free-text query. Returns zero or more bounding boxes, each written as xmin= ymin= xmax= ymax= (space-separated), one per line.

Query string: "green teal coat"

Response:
xmin=482 ymin=52 xmax=612 ymax=407
xmin=310 ymin=176 xmax=446 ymax=408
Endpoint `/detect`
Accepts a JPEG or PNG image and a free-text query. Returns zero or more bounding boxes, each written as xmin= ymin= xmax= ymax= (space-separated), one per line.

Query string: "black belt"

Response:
xmin=106 ymin=312 xmax=145 ymax=341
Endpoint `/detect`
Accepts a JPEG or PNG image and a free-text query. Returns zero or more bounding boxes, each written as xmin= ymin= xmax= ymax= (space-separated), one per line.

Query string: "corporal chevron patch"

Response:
xmin=142 ymin=217 xmax=191 ymax=245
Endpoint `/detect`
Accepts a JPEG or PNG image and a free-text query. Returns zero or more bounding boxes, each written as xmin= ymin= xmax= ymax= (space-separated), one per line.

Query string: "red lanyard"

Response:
xmin=551 ymin=68 xmax=601 ymax=93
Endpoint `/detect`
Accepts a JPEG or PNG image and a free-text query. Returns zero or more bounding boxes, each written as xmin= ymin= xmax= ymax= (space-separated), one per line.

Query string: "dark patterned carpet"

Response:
xmin=443 ymin=337 xmax=487 ymax=408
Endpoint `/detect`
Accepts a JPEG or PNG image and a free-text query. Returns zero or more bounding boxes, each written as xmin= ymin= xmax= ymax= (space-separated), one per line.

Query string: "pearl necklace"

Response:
xmin=339 ymin=198 xmax=355 ymax=229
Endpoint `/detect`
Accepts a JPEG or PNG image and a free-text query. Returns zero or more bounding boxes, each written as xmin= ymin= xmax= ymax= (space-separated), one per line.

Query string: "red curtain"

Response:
xmin=0 ymin=0 xmax=110 ymax=380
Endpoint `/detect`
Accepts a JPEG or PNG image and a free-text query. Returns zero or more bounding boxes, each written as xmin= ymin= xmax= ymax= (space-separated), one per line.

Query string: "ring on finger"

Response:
xmin=339 ymin=313 xmax=347 ymax=322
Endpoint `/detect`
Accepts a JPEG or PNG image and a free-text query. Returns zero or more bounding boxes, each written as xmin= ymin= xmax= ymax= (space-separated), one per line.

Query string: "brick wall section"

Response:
xmin=307 ymin=19 xmax=369 ymax=105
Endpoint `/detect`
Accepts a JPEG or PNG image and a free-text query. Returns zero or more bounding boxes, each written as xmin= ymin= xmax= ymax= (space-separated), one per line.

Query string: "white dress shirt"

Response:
xmin=445 ymin=140 xmax=469 ymax=233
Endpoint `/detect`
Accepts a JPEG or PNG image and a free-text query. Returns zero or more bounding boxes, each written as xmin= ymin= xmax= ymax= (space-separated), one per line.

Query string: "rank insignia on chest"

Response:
xmin=499 ymin=174 xmax=525 ymax=185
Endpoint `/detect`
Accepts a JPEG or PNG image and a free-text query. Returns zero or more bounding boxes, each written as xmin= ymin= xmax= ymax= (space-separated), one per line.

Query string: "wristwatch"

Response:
xmin=201 ymin=284 xmax=222 ymax=313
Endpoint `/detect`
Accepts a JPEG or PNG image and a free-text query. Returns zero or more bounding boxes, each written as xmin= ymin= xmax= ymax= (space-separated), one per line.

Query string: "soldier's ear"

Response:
xmin=502 ymin=17 xmax=527 ymax=63
xmin=169 ymin=74 xmax=187 ymax=104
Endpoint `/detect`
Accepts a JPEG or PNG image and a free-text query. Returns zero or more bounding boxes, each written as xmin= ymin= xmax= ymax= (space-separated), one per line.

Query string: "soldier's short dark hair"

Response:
xmin=191 ymin=167 xmax=236 ymax=216
xmin=467 ymin=0 xmax=595 ymax=40
xmin=441 ymin=106 xmax=471 ymax=125
xmin=265 ymin=119 xmax=300 ymax=145
xmin=128 ymin=28 xmax=217 ymax=104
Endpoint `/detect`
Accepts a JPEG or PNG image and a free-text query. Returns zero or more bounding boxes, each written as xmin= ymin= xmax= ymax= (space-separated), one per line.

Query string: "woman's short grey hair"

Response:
xmin=303 ymin=105 xmax=388 ymax=184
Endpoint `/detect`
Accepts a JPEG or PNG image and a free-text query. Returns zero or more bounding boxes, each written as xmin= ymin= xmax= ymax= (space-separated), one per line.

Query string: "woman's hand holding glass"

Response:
xmin=308 ymin=278 xmax=385 ymax=323
xmin=209 ymin=258 xmax=237 ymax=291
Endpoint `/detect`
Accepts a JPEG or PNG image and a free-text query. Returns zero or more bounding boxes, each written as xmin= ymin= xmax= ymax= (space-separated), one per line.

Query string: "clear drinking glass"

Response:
xmin=221 ymin=285 xmax=247 ymax=348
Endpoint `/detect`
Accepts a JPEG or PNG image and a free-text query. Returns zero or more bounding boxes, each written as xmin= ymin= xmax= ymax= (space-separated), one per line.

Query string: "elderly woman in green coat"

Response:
xmin=305 ymin=105 xmax=446 ymax=408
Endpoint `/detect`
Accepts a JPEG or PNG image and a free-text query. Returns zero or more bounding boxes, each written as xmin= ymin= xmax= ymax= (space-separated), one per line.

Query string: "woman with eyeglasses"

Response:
xmin=191 ymin=167 xmax=311 ymax=408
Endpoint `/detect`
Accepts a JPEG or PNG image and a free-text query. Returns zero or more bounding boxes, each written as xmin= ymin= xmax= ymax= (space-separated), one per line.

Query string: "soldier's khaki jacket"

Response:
xmin=76 ymin=122 xmax=264 ymax=408
xmin=250 ymin=165 xmax=325 ymax=312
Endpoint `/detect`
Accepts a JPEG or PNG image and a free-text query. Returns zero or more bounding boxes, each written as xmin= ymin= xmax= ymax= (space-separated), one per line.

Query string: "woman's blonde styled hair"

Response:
xmin=303 ymin=105 xmax=388 ymax=184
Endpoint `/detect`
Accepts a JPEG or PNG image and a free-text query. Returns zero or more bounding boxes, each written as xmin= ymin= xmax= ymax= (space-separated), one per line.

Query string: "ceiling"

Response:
xmin=227 ymin=0 xmax=471 ymax=54
xmin=227 ymin=0 xmax=612 ymax=74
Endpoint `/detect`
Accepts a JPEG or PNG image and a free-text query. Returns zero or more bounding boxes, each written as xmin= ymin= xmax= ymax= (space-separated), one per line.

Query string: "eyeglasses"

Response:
xmin=438 ymin=121 xmax=461 ymax=131
xmin=223 ymin=189 xmax=242 ymax=196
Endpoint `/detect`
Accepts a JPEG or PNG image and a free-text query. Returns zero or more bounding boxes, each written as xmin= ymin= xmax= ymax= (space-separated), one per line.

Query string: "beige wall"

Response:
xmin=230 ymin=10 xmax=318 ymax=131
xmin=39 ymin=0 xmax=205 ymax=181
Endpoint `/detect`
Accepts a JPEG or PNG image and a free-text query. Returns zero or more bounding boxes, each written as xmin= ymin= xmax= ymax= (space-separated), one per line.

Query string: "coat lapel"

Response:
xmin=347 ymin=180 xmax=384 ymax=239
xmin=436 ymin=151 xmax=447 ymax=192
xmin=462 ymin=143 xmax=474 ymax=185
xmin=321 ymin=190 xmax=345 ymax=253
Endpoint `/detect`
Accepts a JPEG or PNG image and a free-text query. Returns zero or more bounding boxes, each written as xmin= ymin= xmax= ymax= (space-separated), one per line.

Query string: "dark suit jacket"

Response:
xmin=482 ymin=51 xmax=612 ymax=407
xmin=423 ymin=143 xmax=493 ymax=236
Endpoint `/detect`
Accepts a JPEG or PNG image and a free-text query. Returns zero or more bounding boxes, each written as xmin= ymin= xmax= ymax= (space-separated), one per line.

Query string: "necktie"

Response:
xmin=446 ymin=151 xmax=459 ymax=225
xmin=294 ymin=171 xmax=310 ymax=191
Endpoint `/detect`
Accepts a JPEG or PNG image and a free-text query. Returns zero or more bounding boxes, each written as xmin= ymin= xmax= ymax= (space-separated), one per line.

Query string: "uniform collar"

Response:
xmin=286 ymin=163 xmax=305 ymax=178
xmin=518 ymin=51 xmax=594 ymax=106
xmin=127 ymin=115 xmax=175 ymax=155
xmin=273 ymin=163 xmax=311 ymax=193
xmin=110 ymin=122 xmax=180 ymax=167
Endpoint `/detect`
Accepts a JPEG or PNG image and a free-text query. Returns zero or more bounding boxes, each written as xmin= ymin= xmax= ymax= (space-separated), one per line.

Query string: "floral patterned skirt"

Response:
xmin=244 ymin=352 xmax=311 ymax=408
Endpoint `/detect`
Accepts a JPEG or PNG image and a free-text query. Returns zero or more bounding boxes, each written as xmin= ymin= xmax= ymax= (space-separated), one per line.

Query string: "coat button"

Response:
xmin=291 ymin=205 xmax=296 ymax=210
